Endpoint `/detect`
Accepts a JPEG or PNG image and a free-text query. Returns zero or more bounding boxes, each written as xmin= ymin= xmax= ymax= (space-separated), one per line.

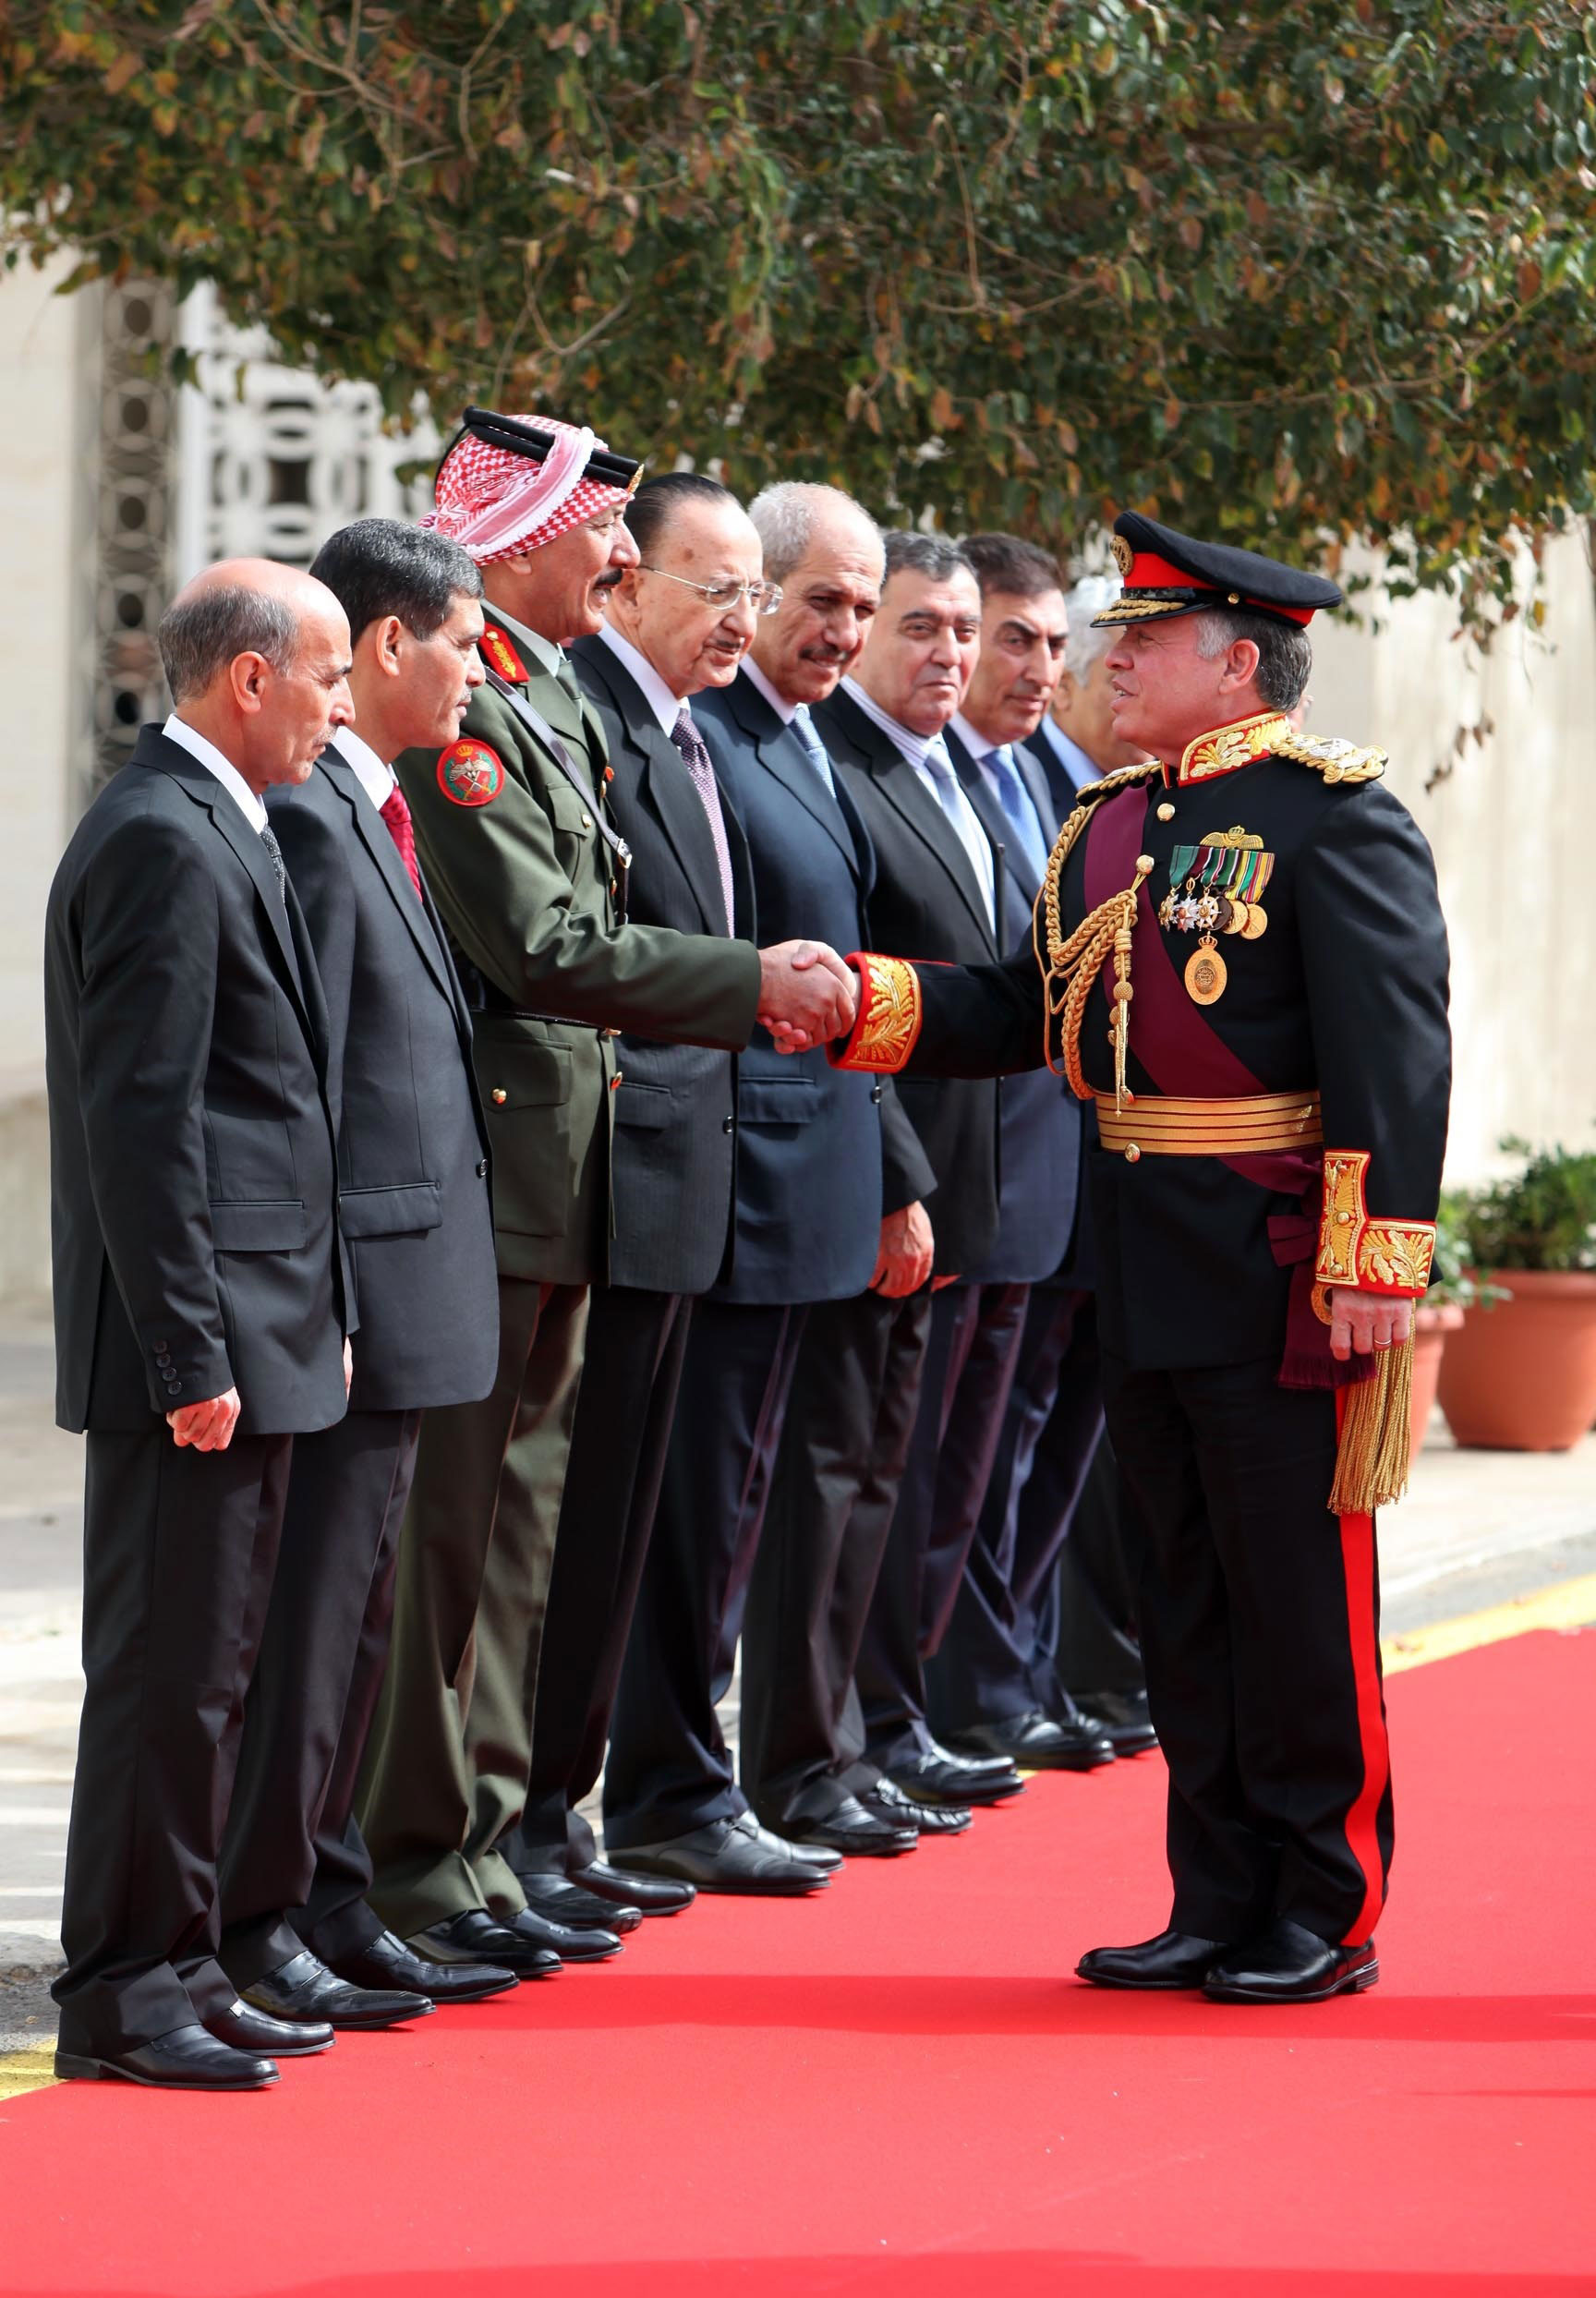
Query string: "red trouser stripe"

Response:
xmin=1336 ymin=1494 xmax=1390 ymax=1942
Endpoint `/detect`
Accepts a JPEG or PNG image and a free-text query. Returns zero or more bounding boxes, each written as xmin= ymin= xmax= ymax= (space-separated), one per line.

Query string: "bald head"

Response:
xmin=159 ymin=556 xmax=353 ymax=793
xmin=746 ymin=483 xmax=884 ymax=706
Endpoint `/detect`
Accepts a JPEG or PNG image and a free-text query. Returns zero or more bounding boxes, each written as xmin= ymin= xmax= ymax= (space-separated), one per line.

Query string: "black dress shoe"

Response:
xmin=746 ymin=1816 xmax=841 ymax=1871
xmin=859 ymin=1778 xmax=973 ymax=1835
xmin=1070 ymin=1687 xmax=1159 ymax=1756
xmin=610 ymin=1812 xmax=832 ymax=1896
xmin=206 ymin=1999 xmax=333 ymax=2057
xmin=502 ymin=1903 xmax=623 ymax=1963
xmin=411 ymin=1909 xmax=561 ymax=1979
xmin=574 ymin=1859 xmax=695 ymax=1917
xmin=1203 ymin=1919 xmax=1379 ymax=2004
xmin=1076 ymin=1929 xmax=1230 ymax=1990
xmin=781 ymin=1794 xmax=918 ymax=1858
xmin=884 ymin=1748 xmax=1024 ymax=1808
xmin=242 ymin=1947 xmax=429 ymax=2030
xmin=330 ymin=1928 xmax=518 ymax=2003
xmin=54 ymin=2022 xmax=277 ymax=2091
xmin=517 ymin=1872 xmax=643 ymax=1933
xmin=951 ymin=1709 xmax=1116 ymax=1772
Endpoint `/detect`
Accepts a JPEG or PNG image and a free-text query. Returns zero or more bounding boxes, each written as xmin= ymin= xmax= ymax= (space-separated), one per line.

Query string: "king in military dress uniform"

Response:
xmin=827 ymin=514 xmax=1451 ymax=2003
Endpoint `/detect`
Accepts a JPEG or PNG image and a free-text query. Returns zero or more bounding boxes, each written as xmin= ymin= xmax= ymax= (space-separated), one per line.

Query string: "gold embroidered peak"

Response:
xmin=1271 ymin=730 xmax=1388 ymax=784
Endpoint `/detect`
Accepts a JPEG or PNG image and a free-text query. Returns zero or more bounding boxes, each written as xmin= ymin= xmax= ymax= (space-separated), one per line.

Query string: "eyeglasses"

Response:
xmin=636 ymin=565 xmax=784 ymax=616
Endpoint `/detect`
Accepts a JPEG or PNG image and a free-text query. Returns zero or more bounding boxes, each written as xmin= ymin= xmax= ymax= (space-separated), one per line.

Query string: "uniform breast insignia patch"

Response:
xmin=478 ymin=625 xmax=528 ymax=684
xmin=1157 ymin=826 xmax=1275 ymax=1002
xmin=437 ymin=738 xmax=505 ymax=808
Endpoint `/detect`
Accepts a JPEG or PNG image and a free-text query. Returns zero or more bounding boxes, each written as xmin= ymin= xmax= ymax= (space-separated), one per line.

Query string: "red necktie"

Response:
xmin=380 ymin=784 xmax=423 ymax=901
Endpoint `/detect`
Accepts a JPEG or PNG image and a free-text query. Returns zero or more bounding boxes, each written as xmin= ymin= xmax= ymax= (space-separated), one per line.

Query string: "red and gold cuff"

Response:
xmin=828 ymin=952 xmax=923 ymax=1075
xmin=1316 ymin=1149 xmax=1435 ymax=1297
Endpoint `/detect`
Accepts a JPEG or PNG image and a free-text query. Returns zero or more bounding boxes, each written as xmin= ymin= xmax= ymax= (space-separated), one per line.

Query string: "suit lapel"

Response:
xmin=579 ymin=643 xmax=729 ymax=934
xmin=727 ymin=674 xmax=859 ymax=877
xmin=146 ymin=742 xmax=314 ymax=1019
xmin=874 ymin=742 xmax=997 ymax=952
xmin=319 ymin=746 xmax=456 ymax=1003
xmin=1014 ymin=740 xmax=1062 ymax=843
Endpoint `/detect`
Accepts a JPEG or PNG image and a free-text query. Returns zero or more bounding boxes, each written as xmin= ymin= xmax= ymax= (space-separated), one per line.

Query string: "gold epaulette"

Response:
xmin=1270 ymin=731 xmax=1388 ymax=784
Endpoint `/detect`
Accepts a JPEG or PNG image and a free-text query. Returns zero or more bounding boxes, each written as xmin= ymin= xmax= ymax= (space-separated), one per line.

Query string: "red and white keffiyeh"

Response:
xmin=423 ymin=416 xmax=630 ymax=564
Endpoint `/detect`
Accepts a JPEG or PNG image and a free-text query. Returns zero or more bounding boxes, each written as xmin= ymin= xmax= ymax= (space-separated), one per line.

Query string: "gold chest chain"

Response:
xmin=1033 ymin=762 xmax=1166 ymax=1110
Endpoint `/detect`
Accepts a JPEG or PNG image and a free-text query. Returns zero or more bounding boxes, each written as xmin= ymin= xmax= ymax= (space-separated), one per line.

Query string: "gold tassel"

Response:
xmin=1327 ymin=1331 xmax=1415 ymax=1516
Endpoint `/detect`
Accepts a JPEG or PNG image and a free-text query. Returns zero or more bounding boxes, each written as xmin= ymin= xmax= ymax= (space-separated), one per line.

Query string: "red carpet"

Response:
xmin=3 ymin=1628 xmax=1594 ymax=2296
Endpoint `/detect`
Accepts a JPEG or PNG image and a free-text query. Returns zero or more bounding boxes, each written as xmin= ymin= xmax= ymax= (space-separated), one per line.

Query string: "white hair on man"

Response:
xmin=747 ymin=481 xmax=882 ymax=586
xmin=1063 ymin=575 xmax=1122 ymax=679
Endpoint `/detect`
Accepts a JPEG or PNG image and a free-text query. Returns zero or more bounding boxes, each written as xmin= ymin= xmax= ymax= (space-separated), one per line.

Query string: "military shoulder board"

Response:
xmin=1271 ymin=731 xmax=1387 ymax=784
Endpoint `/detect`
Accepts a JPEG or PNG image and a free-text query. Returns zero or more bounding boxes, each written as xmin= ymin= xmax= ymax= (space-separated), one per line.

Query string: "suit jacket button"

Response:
xmin=163 ymin=1377 xmax=182 ymax=1394
xmin=722 ymin=1114 xmax=735 ymax=1134
xmin=490 ymin=1087 xmax=507 ymax=1105
xmin=476 ymin=1158 xmax=489 ymax=1178
xmin=870 ymin=1082 xmax=884 ymax=1104
xmin=581 ymin=813 xmax=593 ymax=830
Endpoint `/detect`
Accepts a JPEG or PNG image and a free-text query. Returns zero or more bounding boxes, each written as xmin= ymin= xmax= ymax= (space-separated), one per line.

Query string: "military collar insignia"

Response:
xmin=479 ymin=623 xmax=528 ymax=685
xmin=1166 ymin=711 xmax=1292 ymax=786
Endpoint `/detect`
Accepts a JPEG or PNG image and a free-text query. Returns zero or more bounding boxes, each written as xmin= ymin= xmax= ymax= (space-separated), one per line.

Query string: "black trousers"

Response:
xmin=602 ymin=1300 xmax=804 ymax=1850
xmin=928 ymin=1285 xmax=1105 ymax=1733
xmin=54 ymin=1427 xmax=292 ymax=2052
xmin=218 ymin=1406 xmax=421 ymax=1981
xmin=740 ymin=1286 xmax=933 ymax=1831
xmin=852 ymin=1281 xmax=1030 ymax=1772
xmin=1103 ymin=1351 xmax=1394 ymax=1947
xmin=1051 ymin=1426 xmax=1145 ymax=1699
xmin=512 ymin=1286 xmax=691 ymax=1875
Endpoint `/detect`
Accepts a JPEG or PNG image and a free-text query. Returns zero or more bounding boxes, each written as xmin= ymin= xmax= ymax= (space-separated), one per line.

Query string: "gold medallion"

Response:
xmin=1241 ymin=902 xmax=1269 ymax=941
xmin=1184 ymin=936 xmax=1227 ymax=1005
xmin=1221 ymin=896 xmax=1249 ymax=935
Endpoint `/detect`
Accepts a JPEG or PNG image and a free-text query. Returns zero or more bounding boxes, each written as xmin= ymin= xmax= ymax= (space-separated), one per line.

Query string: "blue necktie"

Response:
xmin=984 ymin=745 xmax=1051 ymax=885
xmin=790 ymin=704 xmax=837 ymax=798
xmin=921 ymin=738 xmax=996 ymax=929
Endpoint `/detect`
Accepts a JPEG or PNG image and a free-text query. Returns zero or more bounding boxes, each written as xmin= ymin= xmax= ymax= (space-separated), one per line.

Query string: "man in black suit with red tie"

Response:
xmin=46 ymin=561 xmax=357 ymax=2088
xmin=216 ymin=522 xmax=519 ymax=2026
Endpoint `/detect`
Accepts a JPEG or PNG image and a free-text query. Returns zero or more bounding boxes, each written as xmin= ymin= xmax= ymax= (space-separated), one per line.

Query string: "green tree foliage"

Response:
xmin=3 ymin=1 xmax=1594 ymax=611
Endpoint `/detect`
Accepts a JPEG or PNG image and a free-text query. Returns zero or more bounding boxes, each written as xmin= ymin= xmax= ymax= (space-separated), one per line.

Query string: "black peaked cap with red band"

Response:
xmin=1092 ymin=511 xmax=1344 ymax=630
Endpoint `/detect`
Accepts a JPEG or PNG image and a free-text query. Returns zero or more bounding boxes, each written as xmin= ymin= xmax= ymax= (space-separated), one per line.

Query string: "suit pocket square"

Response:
xmin=339 ymin=1181 xmax=444 ymax=1240
xmin=208 ymin=1198 xmax=308 ymax=1253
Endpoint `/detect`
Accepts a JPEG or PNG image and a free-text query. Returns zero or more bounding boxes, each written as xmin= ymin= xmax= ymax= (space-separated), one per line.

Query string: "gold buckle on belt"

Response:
xmin=1094 ymin=1089 xmax=1323 ymax=1162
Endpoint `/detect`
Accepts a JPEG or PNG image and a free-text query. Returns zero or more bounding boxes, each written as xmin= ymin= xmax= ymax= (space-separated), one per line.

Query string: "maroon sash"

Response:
xmin=1082 ymin=786 xmax=1366 ymax=1390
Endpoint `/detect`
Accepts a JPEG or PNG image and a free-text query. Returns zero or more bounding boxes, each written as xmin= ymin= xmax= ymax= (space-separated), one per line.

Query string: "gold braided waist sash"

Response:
xmin=1094 ymin=1089 xmax=1323 ymax=1158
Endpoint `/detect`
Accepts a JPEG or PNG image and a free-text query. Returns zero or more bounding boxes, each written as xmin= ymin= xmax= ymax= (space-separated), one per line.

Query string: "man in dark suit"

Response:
xmin=215 ymin=521 xmax=516 ymax=2022
xmin=807 ymin=533 xmax=1026 ymax=1819
xmin=925 ymin=537 xmax=1114 ymax=1775
xmin=46 ymin=560 xmax=356 ymax=2088
xmin=511 ymin=470 xmax=837 ymax=1917
xmin=1005 ymin=572 xmax=1160 ymax=1758
xmin=355 ymin=415 xmax=856 ymax=1978
xmin=598 ymin=484 xmax=940 ymax=1882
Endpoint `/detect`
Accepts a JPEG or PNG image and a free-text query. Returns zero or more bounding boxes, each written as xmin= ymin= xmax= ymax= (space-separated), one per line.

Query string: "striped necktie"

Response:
xmin=670 ymin=708 xmax=736 ymax=934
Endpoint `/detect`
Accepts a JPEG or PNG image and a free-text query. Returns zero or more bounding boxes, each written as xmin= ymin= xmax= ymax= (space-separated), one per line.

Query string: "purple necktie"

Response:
xmin=670 ymin=708 xmax=735 ymax=935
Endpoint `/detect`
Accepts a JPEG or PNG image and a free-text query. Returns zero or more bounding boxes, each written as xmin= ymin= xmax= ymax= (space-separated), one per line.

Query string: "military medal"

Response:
xmin=1184 ymin=934 xmax=1227 ymax=1004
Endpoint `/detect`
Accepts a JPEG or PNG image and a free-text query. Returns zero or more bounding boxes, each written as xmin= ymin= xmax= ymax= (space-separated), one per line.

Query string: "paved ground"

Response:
xmin=3 ymin=1312 xmax=1594 ymax=2062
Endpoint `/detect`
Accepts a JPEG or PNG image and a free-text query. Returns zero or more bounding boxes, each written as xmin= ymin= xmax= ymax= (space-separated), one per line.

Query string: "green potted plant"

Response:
xmin=1435 ymin=1139 xmax=1596 ymax=1450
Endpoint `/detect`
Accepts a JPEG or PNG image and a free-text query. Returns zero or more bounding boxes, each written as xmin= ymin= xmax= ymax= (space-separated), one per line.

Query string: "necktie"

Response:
xmin=984 ymin=745 xmax=1051 ymax=886
xmin=553 ymin=654 xmax=584 ymax=707
xmin=260 ymin=823 xmax=288 ymax=902
xmin=921 ymin=738 xmax=996 ymax=930
xmin=790 ymin=704 xmax=838 ymax=799
xmin=670 ymin=708 xmax=736 ymax=934
xmin=380 ymin=783 xmax=424 ymax=901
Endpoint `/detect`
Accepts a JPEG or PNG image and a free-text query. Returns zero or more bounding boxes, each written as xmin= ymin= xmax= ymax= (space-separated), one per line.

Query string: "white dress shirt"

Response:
xmin=741 ymin=655 xmax=798 ymax=726
xmin=595 ymin=621 xmax=683 ymax=734
xmin=842 ymin=678 xmax=995 ymax=931
xmin=333 ymin=725 xmax=398 ymax=813
xmin=163 ymin=714 xmax=268 ymax=834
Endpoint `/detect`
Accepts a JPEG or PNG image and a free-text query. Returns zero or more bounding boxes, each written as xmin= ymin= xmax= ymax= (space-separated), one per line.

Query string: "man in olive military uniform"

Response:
xmin=817 ymin=514 xmax=1451 ymax=2004
xmin=356 ymin=408 xmax=858 ymax=1972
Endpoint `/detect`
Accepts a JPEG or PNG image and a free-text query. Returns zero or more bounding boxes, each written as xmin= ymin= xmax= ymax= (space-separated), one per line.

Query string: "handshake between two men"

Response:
xmin=756 ymin=939 xmax=859 ymax=1049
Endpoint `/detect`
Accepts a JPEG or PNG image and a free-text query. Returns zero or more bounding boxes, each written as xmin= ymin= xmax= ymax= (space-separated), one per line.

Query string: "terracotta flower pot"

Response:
xmin=1436 ymin=1269 xmax=1596 ymax=1451
xmin=1409 ymin=1301 xmax=1463 ymax=1457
